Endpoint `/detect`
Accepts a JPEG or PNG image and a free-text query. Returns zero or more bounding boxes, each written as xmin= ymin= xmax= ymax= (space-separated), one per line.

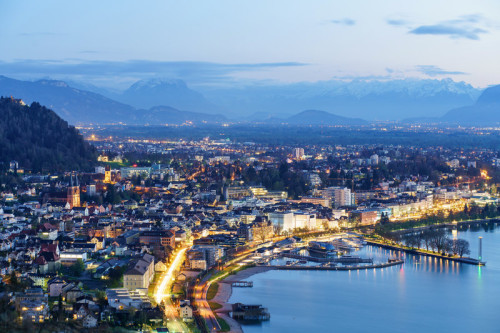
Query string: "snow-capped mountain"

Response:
xmin=199 ymin=78 xmax=481 ymax=120
xmin=119 ymin=78 xmax=219 ymax=113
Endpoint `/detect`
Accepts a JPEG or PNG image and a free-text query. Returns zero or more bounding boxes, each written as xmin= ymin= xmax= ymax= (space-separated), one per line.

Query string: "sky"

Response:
xmin=0 ymin=0 xmax=499 ymax=89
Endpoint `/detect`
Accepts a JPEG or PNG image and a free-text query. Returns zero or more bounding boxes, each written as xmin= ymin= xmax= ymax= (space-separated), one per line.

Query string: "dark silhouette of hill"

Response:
xmin=286 ymin=110 xmax=368 ymax=125
xmin=0 ymin=97 xmax=97 ymax=172
xmin=140 ymin=105 xmax=227 ymax=124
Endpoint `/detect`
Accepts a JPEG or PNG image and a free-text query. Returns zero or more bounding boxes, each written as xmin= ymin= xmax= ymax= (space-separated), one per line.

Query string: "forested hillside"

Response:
xmin=0 ymin=97 xmax=96 ymax=172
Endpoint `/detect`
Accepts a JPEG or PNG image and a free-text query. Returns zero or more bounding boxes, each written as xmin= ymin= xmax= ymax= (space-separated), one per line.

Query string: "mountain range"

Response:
xmin=0 ymin=75 xmax=498 ymax=126
xmin=442 ymin=85 xmax=500 ymax=125
xmin=198 ymin=78 xmax=480 ymax=121
xmin=0 ymin=76 xmax=226 ymax=125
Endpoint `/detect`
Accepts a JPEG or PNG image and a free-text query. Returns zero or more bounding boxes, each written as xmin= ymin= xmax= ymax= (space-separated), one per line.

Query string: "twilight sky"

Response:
xmin=1 ymin=0 xmax=499 ymax=88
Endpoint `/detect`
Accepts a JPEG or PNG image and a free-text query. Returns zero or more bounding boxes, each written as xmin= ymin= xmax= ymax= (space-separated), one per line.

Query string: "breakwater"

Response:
xmin=260 ymin=259 xmax=404 ymax=271
xmin=366 ymin=240 xmax=485 ymax=265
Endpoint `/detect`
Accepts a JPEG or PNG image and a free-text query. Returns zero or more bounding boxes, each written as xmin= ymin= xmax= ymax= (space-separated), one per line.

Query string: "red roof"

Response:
xmin=34 ymin=256 xmax=47 ymax=265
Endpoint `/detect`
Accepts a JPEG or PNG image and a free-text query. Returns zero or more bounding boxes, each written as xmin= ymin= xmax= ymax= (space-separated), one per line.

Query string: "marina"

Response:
xmin=229 ymin=226 xmax=500 ymax=333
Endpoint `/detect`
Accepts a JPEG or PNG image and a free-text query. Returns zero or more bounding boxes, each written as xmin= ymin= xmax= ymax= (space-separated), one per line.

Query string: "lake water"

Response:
xmin=229 ymin=223 xmax=500 ymax=333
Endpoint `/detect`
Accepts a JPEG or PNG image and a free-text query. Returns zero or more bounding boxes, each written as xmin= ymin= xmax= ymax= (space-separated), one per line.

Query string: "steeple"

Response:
xmin=70 ymin=174 xmax=74 ymax=187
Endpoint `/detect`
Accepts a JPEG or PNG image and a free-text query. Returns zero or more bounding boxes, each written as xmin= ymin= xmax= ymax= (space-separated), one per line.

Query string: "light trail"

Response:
xmin=155 ymin=248 xmax=187 ymax=304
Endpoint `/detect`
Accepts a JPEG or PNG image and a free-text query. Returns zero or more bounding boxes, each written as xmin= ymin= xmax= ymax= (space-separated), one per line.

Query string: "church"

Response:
xmin=42 ymin=174 xmax=80 ymax=209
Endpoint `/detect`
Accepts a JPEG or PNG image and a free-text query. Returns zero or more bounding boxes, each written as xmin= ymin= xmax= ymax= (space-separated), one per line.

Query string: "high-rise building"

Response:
xmin=293 ymin=148 xmax=305 ymax=160
xmin=323 ymin=186 xmax=353 ymax=208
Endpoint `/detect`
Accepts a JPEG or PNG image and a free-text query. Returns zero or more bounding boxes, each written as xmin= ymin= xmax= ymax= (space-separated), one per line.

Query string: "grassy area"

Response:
xmin=103 ymin=161 xmax=130 ymax=168
xmin=186 ymin=322 xmax=202 ymax=333
xmin=215 ymin=314 xmax=230 ymax=332
xmin=209 ymin=301 xmax=222 ymax=311
xmin=207 ymin=282 xmax=219 ymax=300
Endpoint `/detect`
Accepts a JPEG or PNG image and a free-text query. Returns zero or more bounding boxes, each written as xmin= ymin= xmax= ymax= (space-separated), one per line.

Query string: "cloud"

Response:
xmin=416 ymin=65 xmax=468 ymax=76
xmin=0 ymin=59 xmax=308 ymax=87
xmin=409 ymin=15 xmax=488 ymax=40
xmin=386 ymin=19 xmax=409 ymax=26
xmin=330 ymin=18 xmax=355 ymax=26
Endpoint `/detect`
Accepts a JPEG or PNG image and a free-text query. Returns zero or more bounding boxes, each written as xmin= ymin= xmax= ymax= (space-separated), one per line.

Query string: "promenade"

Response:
xmin=365 ymin=239 xmax=485 ymax=265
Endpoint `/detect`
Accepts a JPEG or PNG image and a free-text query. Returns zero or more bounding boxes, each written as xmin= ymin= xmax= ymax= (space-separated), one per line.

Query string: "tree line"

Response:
xmin=379 ymin=228 xmax=471 ymax=257
xmin=377 ymin=203 xmax=500 ymax=232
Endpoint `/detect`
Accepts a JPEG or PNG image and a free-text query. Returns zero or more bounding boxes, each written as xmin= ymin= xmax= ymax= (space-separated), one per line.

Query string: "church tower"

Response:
xmin=104 ymin=165 xmax=111 ymax=183
xmin=67 ymin=174 xmax=81 ymax=208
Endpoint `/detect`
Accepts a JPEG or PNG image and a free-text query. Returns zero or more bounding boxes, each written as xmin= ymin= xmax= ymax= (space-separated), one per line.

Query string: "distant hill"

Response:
xmin=140 ymin=105 xmax=227 ymax=124
xmin=0 ymin=76 xmax=225 ymax=125
xmin=0 ymin=97 xmax=97 ymax=172
xmin=286 ymin=110 xmax=368 ymax=125
xmin=0 ymin=75 xmax=137 ymax=124
xmin=119 ymin=79 xmax=219 ymax=113
xmin=442 ymin=85 xmax=500 ymax=125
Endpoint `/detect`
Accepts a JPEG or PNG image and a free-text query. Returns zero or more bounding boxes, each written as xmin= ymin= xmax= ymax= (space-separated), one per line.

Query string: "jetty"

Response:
xmin=281 ymin=252 xmax=373 ymax=264
xmin=231 ymin=281 xmax=253 ymax=287
xmin=365 ymin=240 xmax=486 ymax=266
xmin=264 ymin=259 xmax=404 ymax=271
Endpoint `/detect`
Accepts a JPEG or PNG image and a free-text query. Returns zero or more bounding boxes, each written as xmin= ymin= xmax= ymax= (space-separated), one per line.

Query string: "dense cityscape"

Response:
xmin=0 ymin=114 xmax=499 ymax=331
xmin=3 ymin=1 xmax=500 ymax=332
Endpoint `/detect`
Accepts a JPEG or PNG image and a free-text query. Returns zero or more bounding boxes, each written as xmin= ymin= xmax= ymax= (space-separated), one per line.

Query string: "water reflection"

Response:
xmin=230 ymin=225 xmax=500 ymax=333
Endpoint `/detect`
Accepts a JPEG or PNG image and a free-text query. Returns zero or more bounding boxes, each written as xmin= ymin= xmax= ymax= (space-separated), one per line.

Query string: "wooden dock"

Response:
xmin=231 ymin=281 xmax=253 ymax=287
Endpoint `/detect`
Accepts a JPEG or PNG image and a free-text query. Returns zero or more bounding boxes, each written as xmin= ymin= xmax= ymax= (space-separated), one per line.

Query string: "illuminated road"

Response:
xmin=195 ymin=281 xmax=220 ymax=332
xmin=155 ymin=247 xmax=188 ymax=333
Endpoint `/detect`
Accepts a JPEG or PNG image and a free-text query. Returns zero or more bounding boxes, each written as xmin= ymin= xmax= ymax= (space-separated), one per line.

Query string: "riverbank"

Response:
xmin=211 ymin=266 xmax=274 ymax=333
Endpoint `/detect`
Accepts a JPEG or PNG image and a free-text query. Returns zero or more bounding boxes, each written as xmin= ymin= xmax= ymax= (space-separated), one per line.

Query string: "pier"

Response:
xmin=281 ymin=252 xmax=373 ymax=264
xmin=262 ymin=259 xmax=404 ymax=271
xmin=231 ymin=281 xmax=253 ymax=287
xmin=365 ymin=240 xmax=486 ymax=266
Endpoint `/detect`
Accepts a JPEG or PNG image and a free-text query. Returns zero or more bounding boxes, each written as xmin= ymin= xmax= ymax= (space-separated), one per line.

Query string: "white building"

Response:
xmin=293 ymin=148 xmax=305 ymax=160
xmin=268 ymin=211 xmax=317 ymax=232
xmin=323 ymin=187 xmax=353 ymax=208
xmin=268 ymin=212 xmax=295 ymax=232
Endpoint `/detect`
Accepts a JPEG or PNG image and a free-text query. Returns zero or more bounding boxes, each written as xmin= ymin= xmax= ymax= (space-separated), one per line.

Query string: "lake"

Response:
xmin=229 ymin=223 xmax=500 ymax=333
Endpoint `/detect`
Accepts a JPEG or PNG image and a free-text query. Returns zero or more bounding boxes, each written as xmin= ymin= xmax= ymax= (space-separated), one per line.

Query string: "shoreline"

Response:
xmin=366 ymin=240 xmax=485 ymax=265
xmin=210 ymin=260 xmax=403 ymax=332
xmin=211 ymin=266 xmax=274 ymax=333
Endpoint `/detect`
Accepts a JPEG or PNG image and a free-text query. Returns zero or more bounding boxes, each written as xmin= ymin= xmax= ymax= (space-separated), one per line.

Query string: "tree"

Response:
xmin=253 ymin=226 xmax=269 ymax=243
xmin=57 ymin=294 xmax=64 ymax=321
xmin=453 ymin=239 xmax=471 ymax=257
xmin=428 ymin=229 xmax=448 ymax=253
xmin=70 ymin=259 xmax=85 ymax=277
